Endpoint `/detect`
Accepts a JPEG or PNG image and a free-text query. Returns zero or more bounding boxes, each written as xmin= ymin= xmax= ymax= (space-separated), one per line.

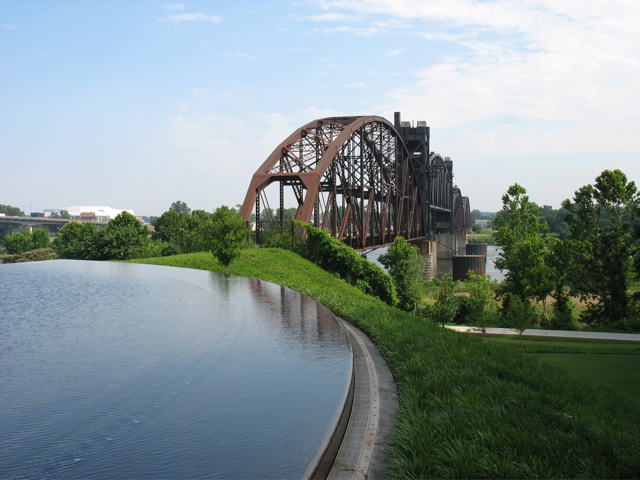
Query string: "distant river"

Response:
xmin=367 ymin=244 xmax=504 ymax=282
xmin=0 ymin=260 xmax=352 ymax=479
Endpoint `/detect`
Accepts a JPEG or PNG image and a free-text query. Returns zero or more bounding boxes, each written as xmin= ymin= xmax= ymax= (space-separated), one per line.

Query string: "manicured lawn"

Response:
xmin=489 ymin=334 xmax=640 ymax=354
xmin=532 ymin=353 xmax=640 ymax=400
xmin=128 ymin=250 xmax=640 ymax=479
xmin=487 ymin=335 xmax=640 ymax=400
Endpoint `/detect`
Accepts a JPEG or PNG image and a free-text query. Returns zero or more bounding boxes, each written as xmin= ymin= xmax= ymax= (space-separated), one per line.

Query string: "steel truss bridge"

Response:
xmin=240 ymin=112 xmax=471 ymax=250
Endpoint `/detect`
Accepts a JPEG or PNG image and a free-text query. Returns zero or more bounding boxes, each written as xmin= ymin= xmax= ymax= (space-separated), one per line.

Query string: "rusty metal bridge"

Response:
xmin=239 ymin=112 xmax=471 ymax=250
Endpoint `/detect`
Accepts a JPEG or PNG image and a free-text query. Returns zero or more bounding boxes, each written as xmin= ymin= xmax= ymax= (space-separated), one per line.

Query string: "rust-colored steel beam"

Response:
xmin=240 ymin=115 xmax=428 ymax=249
xmin=239 ymin=113 xmax=472 ymax=250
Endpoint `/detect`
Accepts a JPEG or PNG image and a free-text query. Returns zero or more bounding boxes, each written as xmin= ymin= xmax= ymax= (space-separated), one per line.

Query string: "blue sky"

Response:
xmin=2 ymin=0 xmax=638 ymax=216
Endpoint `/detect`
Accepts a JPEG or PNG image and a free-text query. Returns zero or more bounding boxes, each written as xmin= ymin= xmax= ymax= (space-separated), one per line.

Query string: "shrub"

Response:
xmin=295 ymin=222 xmax=397 ymax=305
xmin=1 ymin=247 xmax=57 ymax=263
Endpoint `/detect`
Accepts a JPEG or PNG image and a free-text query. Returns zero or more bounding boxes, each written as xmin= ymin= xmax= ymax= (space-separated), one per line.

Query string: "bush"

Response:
xmin=295 ymin=222 xmax=397 ymax=305
xmin=1 ymin=247 xmax=57 ymax=263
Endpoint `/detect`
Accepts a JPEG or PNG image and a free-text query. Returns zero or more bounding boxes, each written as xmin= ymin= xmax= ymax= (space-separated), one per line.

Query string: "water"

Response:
xmin=0 ymin=260 xmax=352 ymax=479
xmin=367 ymin=244 xmax=504 ymax=281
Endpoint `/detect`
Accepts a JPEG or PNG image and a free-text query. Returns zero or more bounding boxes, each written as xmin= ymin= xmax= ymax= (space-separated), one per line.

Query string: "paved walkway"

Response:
xmin=447 ymin=326 xmax=640 ymax=342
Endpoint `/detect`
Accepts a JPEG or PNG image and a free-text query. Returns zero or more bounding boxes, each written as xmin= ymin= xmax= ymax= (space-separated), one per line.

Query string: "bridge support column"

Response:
xmin=415 ymin=239 xmax=437 ymax=282
xmin=433 ymin=233 xmax=467 ymax=259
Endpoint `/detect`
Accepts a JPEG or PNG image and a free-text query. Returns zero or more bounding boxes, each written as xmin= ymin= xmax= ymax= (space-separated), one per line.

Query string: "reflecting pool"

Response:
xmin=0 ymin=260 xmax=352 ymax=479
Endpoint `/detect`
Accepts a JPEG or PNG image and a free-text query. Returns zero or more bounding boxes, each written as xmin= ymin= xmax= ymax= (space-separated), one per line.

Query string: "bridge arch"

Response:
xmin=239 ymin=116 xmax=425 ymax=249
xmin=452 ymin=187 xmax=471 ymax=233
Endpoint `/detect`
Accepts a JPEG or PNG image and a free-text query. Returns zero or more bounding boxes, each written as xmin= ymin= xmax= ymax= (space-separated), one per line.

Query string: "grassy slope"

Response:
xmin=128 ymin=250 xmax=640 ymax=479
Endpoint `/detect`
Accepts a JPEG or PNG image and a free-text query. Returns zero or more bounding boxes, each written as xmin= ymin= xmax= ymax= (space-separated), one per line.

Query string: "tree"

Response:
xmin=54 ymin=213 xmax=151 ymax=261
xmin=53 ymin=221 xmax=97 ymax=259
xmin=184 ymin=210 xmax=212 ymax=253
xmin=432 ymin=275 xmax=458 ymax=327
xmin=465 ymin=271 xmax=497 ymax=337
xmin=3 ymin=229 xmax=33 ymax=254
xmin=562 ymin=169 xmax=640 ymax=328
xmin=31 ymin=228 xmax=50 ymax=249
xmin=93 ymin=211 xmax=151 ymax=260
xmin=170 ymin=200 xmax=191 ymax=216
xmin=152 ymin=210 xmax=188 ymax=252
xmin=505 ymin=293 xmax=535 ymax=348
xmin=379 ymin=236 xmax=424 ymax=312
xmin=0 ymin=205 xmax=26 ymax=238
xmin=493 ymin=184 xmax=557 ymax=320
xmin=0 ymin=204 xmax=25 ymax=217
xmin=153 ymin=209 xmax=212 ymax=254
xmin=50 ymin=210 xmax=71 ymax=219
xmin=207 ymin=206 xmax=247 ymax=274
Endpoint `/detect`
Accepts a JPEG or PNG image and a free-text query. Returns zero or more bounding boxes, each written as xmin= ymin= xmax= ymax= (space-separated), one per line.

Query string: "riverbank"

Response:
xmin=129 ymin=249 xmax=640 ymax=478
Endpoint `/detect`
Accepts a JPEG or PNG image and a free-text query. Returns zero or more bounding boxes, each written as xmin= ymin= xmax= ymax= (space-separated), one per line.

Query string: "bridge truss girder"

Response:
xmin=239 ymin=116 xmax=426 ymax=249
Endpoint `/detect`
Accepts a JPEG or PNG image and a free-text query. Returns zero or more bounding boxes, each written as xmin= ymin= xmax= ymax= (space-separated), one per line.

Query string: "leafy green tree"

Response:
xmin=0 ymin=204 xmax=25 ymax=216
xmin=170 ymin=200 xmax=191 ymax=215
xmin=465 ymin=271 xmax=497 ymax=336
xmin=152 ymin=210 xmax=188 ymax=252
xmin=184 ymin=210 xmax=212 ymax=253
xmin=49 ymin=210 xmax=71 ymax=219
xmin=505 ymin=293 xmax=536 ymax=347
xmin=0 ymin=205 xmax=26 ymax=238
xmin=493 ymin=184 xmax=557 ymax=320
xmin=31 ymin=228 xmax=50 ymax=249
xmin=3 ymin=229 xmax=33 ymax=254
xmin=379 ymin=236 xmax=424 ymax=313
xmin=53 ymin=222 xmax=97 ymax=259
xmin=153 ymin=209 xmax=212 ymax=254
xmin=207 ymin=206 xmax=247 ymax=274
xmin=562 ymin=169 xmax=640 ymax=329
xmin=432 ymin=275 xmax=458 ymax=327
xmin=92 ymin=211 xmax=151 ymax=260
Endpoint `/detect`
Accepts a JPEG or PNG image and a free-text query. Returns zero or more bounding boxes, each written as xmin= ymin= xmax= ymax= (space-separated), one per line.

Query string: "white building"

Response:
xmin=44 ymin=206 xmax=134 ymax=222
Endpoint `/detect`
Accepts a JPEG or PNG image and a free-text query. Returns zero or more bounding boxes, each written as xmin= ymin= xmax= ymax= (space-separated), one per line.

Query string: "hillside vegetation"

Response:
xmin=128 ymin=249 xmax=640 ymax=479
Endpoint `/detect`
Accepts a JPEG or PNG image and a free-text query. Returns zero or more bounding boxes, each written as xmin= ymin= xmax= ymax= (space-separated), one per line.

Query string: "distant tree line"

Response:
xmin=1 ymin=202 xmax=248 ymax=271
xmin=472 ymin=205 xmax=570 ymax=239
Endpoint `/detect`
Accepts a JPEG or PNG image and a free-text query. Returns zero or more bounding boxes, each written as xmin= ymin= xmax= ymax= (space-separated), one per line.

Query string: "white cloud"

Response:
xmin=321 ymin=1 xmax=639 ymax=152
xmin=163 ymin=13 xmax=222 ymax=23
xmin=164 ymin=3 xmax=185 ymax=9
xmin=385 ymin=49 xmax=402 ymax=57
xmin=304 ymin=13 xmax=349 ymax=21
xmin=1 ymin=24 xmax=17 ymax=29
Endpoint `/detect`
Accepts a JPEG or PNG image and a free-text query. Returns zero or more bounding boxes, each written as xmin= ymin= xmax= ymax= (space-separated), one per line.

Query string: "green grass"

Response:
xmin=127 ymin=250 xmax=640 ymax=479
xmin=486 ymin=335 xmax=640 ymax=400
xmin=533 ymin=353 xmax=640 ymax=399
xmin=488 ymin=335 xmax=640 ymax=354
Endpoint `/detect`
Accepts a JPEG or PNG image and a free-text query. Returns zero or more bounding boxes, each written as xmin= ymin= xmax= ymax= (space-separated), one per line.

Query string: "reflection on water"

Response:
xmin=0 ymin=260 xmax=352 ymax=479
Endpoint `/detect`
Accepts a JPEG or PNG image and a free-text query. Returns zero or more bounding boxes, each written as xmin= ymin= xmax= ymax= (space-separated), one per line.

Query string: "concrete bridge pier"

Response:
xmin=412 ymin=239 xmax=437 ymax=281
xmin=433 ymin=232 xmax=467 ymax=259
